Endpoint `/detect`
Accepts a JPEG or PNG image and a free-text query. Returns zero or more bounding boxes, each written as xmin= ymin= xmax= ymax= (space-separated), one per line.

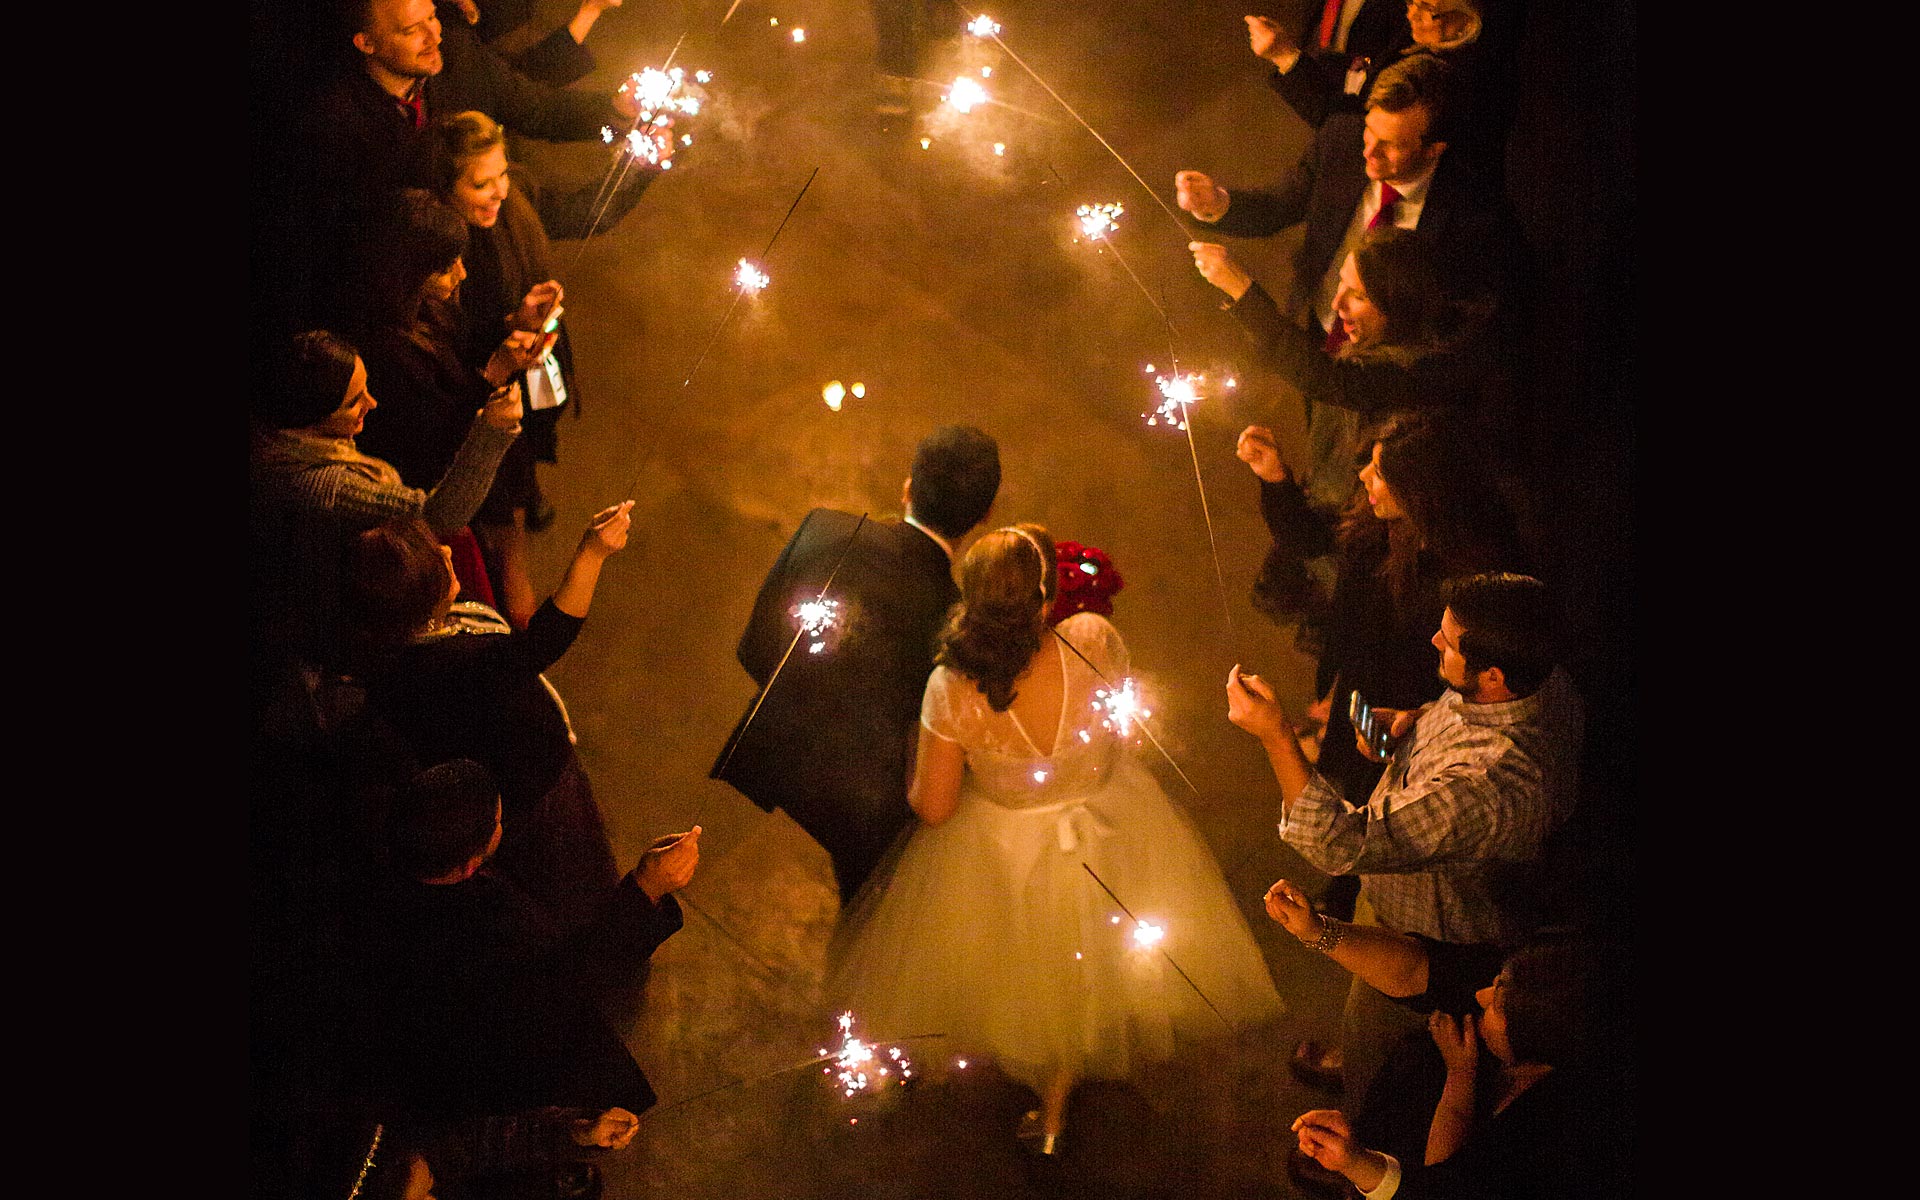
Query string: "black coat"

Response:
xmin=712 ymin=511 xmax=957 ymax=894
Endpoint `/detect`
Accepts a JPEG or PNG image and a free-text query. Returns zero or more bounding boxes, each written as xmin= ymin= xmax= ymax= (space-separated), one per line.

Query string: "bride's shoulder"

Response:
xmin=1055 ymin=611 xmax=1128 ymax=666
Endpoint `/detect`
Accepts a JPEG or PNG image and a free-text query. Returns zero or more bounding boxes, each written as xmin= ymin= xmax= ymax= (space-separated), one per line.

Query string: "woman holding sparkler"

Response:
xmin=345 ymin=500 xmax=638 ymax=930
xmin=831 ymin=525 xmax=1284 ymax=1158
xmin=434 ymin=110 xmax=658 ymax=564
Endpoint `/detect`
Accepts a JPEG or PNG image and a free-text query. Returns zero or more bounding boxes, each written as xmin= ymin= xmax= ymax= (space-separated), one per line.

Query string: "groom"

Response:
xmin=713 ymin=426 xmax=1002 ymax=901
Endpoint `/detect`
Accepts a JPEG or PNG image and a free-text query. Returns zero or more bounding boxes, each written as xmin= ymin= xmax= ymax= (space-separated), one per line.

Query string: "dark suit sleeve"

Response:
xmin=736 ymin=512 xmax=815 ymax=684
xmin=527 ymin=160 xmax=659 ymax=241
xmin=549 ymin=880 xmax=684 ymax=984
xmin=1266 ymin=54 xmax=1350 ymax=129
xmin=439 ymin=17 xmax=621 ymax=143
xmin=1209 ymin=147 xmax=1317 ymax=239
xmin=510 ymin=27 xmax=596 ymax=86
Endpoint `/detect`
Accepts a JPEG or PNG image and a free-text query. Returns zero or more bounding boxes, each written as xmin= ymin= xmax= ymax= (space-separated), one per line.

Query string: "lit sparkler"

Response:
xmin=946 ymin=76 xmax=988 ymax=113
xmin=735 ymin=258 xmax=771 ymax=293
xmin=1082 ymin=863 xmax=1231 ymax=1031
xmin=819 ymin=1012 xmax=914 ymax=1098
xmin=1093 ymin=678 xmax=1149 ymax=737
xmin=823 ymin=380 xmax=845 ymax=411
xmin=791 ymin=27 xmax=806 ymax=42
xmin=1145 ymin=370 xmax=1203 ymax=431
xmin=1076 ymin=202 xmax=1124 ymax=241
xmin=794 ymin=596 xmax=839 ymax=652
xmin=851 ymin=382 xmax=866 ymax=398
xmin=967 ymin=15 xmax=1001 ymax=37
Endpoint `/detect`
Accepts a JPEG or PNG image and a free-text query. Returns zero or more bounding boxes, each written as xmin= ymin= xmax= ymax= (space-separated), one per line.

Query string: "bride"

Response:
xmin=830 ymin=524 xmax=1284 ymax=1155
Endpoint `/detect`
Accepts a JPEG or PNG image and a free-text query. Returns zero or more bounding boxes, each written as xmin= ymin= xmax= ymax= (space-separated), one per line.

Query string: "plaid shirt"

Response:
xmin=1280 ymin=669 xmax=1582 ymax=943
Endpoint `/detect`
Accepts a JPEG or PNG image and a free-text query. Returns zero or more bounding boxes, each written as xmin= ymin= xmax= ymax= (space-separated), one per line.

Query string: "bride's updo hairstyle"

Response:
xmin=937 ymin=523 xmax=1057 ymax=712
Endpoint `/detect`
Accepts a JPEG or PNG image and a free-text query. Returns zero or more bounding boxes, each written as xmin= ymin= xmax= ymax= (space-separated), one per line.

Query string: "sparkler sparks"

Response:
xmin=967 ymin=15 xmax=1001 ymax=37
xmin=735 ymin=259 xmax=771 ymax=293
xmin=821 ymin=1012 xmax=913 ymax=1098
xmin=1076 ymin=202 xmax=1124 ymax=241
xmin=1093 ymin=678 xmax=1150 ymax=737
xmin=791 ymin=27 xmax=806 ymax=42
xmin=822 ymin=381 xmax=845 ymax=411
xmin=1131 ymin=920 xmax=1166 ymax=949
xmin=851 ymin=382 xmax=866 ymax=398
xmin=946 ymin=76 xmax=988 ymax=113
xmin=795 ymin=597 xmax=839 ymax=652
xmin=1145 ymin=370 xmax=1204 ymax=431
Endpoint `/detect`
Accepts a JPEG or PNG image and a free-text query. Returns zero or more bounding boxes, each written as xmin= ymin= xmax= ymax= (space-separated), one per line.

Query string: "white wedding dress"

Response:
xmin=829 ymin=613 xmax=1284 ymax=1091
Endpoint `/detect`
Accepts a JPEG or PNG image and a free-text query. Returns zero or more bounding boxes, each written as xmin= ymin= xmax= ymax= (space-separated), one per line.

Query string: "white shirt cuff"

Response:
xmin=1359 ymin=1153 xmax=1402 ymax=1199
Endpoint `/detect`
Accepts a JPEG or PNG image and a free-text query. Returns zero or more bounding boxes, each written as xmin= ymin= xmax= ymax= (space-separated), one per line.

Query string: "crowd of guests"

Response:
xmin=252 ymin=1 xmax=1628 ymax=1196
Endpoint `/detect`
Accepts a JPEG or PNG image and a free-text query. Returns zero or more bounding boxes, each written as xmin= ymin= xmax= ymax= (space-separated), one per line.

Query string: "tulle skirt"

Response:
xmin=827 ymin=757 xmax=1285 ymax=1091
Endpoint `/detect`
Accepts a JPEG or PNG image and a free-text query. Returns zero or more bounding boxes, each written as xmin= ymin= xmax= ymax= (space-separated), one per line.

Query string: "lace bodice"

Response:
xmin=920 ymin=613 xmax=1136 ymax=810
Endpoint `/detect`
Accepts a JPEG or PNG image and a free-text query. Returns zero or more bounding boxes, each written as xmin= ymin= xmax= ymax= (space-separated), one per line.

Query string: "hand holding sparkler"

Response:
xmin=571 ymin=1107 xmax=641 ymax=1150
xmin=1292 ymin=1109 xmax=1385 ymax=1183
xmin=1262 ymin=879 xmax=1322 ymax=941
xmin=481 ymin=382 xmax=524 ymax=432
xmin=1245 ymin=15 xmax=1301 ymax=70
xmin=1236 ymin=425 xmax=1291 ymax=484
xmin=1226 ymin=664 xmax=1293 ymax=743
xmin=1189 ymin=242 xmax=1253 ymax=302
xmin=637 ymin=825 xmax=703 ymax=903
xmin=580 ymin=500 xmax=635 ymax=557
xmin=1174 ymin=170 xmax=1230 ymax=222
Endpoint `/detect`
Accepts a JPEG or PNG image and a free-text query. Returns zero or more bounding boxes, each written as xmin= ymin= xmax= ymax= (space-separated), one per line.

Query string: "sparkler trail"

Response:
xmin=1048 ymin=626 xmax=1199 ymax=797
xmin=667 ymin=165 xmax=821 ymax=408
xmin=959 ymin=8 xmax=1195 ymax=245
xmin=643 ymin=1032 xmax=950 ymax=1121
xmin=1081 ymin=862 xmax=1232 ymax=1032
xmin=1077 ymin=205 xmax=1178 ymax=363
xmin=711 ymin=512 xmax=867 ymax=783
xmin=1180 ymin=399 xmax=1236 ymax=637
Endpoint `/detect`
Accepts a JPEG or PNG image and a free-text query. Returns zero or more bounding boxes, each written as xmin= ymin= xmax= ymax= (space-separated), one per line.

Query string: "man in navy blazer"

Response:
xmin=714 ymin=427 xmax=1002 ymax=901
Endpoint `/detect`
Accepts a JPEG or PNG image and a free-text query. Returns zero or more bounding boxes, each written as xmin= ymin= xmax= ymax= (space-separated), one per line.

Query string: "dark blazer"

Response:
xmin=712 ymin=511 xmax=958 ymax=894
xmin=1199 ymin=113 xmax=1524 ymax=320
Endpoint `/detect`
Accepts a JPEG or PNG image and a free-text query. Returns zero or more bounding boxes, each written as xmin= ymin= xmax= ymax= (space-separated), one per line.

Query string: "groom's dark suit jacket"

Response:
xmin=713 ymin=510 xmax=957 ymax=895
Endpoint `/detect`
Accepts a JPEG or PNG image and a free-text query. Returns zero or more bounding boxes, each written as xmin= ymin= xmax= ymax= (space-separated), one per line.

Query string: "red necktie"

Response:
xmin=1317 ymin=0 xmax=1345 ymax=49
xmin=1326 ymin=185 xmax=1404 ymax=354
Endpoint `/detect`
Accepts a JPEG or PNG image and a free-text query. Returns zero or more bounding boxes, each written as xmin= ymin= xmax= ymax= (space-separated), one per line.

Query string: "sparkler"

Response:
xmin=1093 ymin=678 xmax=1149 ymax=737
xmin=734 ymin=258 xmax=771 ymax=293
xmin=568 ymin=60 xmax=710 ymax=269
xmin=1048 ymin=627 xmax=1198 ymax=797
xmin=1081 ymin=863 xmax=1232 ymax=1031
xmin=820 ymin=1011 xmax=914 ymax=1097
xmin=795 ymin=596 xmax=839 ymax=653
xmin=946 ymin=75 xmax=989 ymax=113
xmin=955 ymin=8 xmax=1196 ymax=246
xmin=711 ymin=512 xmax=866 ymax=783
xmin=644 ymin=1024 xmax=948 ymax=1122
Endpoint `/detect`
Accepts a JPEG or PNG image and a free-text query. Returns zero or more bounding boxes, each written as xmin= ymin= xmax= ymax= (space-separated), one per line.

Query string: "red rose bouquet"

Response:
xmin=1048 ymin=540 xmax=1124 ymax=625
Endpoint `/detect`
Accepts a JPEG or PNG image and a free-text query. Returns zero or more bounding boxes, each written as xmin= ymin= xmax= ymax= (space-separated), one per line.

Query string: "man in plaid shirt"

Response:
xmin=1228 ymin=572 xmax=1582 ymax=1099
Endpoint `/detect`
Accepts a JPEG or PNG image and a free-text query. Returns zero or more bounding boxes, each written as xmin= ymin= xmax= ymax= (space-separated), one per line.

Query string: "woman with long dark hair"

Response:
xmin=831 ymin=524 xmax=1284 ymax=1158
xmin=345 ymin=188 xmax=551 ymax=618
xmin=1195 ymin=225 xmax=1512 ymax=510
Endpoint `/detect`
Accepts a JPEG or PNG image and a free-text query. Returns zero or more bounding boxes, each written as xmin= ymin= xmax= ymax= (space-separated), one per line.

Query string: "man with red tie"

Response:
xmin=1177 ymin=54 xmax=1518 ymax=509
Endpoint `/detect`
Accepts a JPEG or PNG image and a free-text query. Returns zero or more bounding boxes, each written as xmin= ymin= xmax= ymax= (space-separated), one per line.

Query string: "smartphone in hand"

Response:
xmin=1347 ymin=690 xmax=1394 ymax=759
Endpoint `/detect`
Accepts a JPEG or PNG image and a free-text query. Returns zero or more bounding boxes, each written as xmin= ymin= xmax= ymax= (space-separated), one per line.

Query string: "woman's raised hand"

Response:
xmin=581 ymin=500 xmax=635 ymax=557
xmin=1236 ymin=425 xmax=1291 ymax=483
xmin=481 ymin=382 xmax=523 ymax=431
xmin=484 ymin=330 xmax=545 ymax=385
xmin=571 ymin=1107 xmax=640 ymax=1149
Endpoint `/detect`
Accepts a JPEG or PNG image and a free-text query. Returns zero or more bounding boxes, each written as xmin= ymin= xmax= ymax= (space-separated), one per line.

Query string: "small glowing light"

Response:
xmin=600 ymin=126 xmax=615 ymax=144
xmin=981 ymin=66 xmax=993 ymax=77
xmin=993 ymin=142 xmax=1006 ymax=156
xmin=823 ymin=380 xmax=846 ymax=410
xmin=957 ymin=1059 xmax=969 ymax=1069
xmin=796 ymin=597 xmax=838 ymax=637
xmin=661 ymin=159 xmax=673 ymax=169
xmin=920 ymin=137 xmax=932 ymax=149
xmin=792 ymin=27 xmax=806 ymax=42
xmin=850 ymin=382 xmax=866 ymax=398
xmin=1110 ymin=915 xmax=1121 ymax=925
xmin=735 ymin=258 xmax=771 ymax=293
xmin=1076 ymin=202 xmax=1124 ymax=240
xmin=682 ymin=134 xmax=693 ymax=145
xmin=825 ymin=1012 xmax=912 ymax=1100
xmin=1147 ymin=372 xmax=1204 ymax=431
xmin=947 ymin=76 xmax=988 ymax=113
xmin=695 ymin=70 xmax=712 ymax=83
xmin=1074 ymin=952 xmax=1083 ymax=960
xmin=967 ymin=14 xmax=1001 ymax=37
xmin=1144 ymin=363 xmax=1156 ymax=373
xmin=1033 ymin=769 xmax=1049 ymax=783
xmin=1078 ymin=730 xmax=1091 ymax=743
xmin=850 ymin=1119 xmax=857 ymax=1125
xmin=1226 ymin=377 xmax=1238 ymax=389
xmin=1078 ymin=562 xmax=1099 ymax=575
xmin=769 ymin=16 xmax=778 ymax=24
xmin=1132 ymin=921 xmax=1166 ymax=949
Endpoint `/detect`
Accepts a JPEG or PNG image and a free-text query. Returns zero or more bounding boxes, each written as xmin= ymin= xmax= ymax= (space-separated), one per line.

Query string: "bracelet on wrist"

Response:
xmin=1306 ymin=914 xmax=1346 ymax=955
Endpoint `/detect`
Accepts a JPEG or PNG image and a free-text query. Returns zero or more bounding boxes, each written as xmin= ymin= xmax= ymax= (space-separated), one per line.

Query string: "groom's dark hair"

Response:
xmin=909 ymin=426 xmax=1001 ymax=540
